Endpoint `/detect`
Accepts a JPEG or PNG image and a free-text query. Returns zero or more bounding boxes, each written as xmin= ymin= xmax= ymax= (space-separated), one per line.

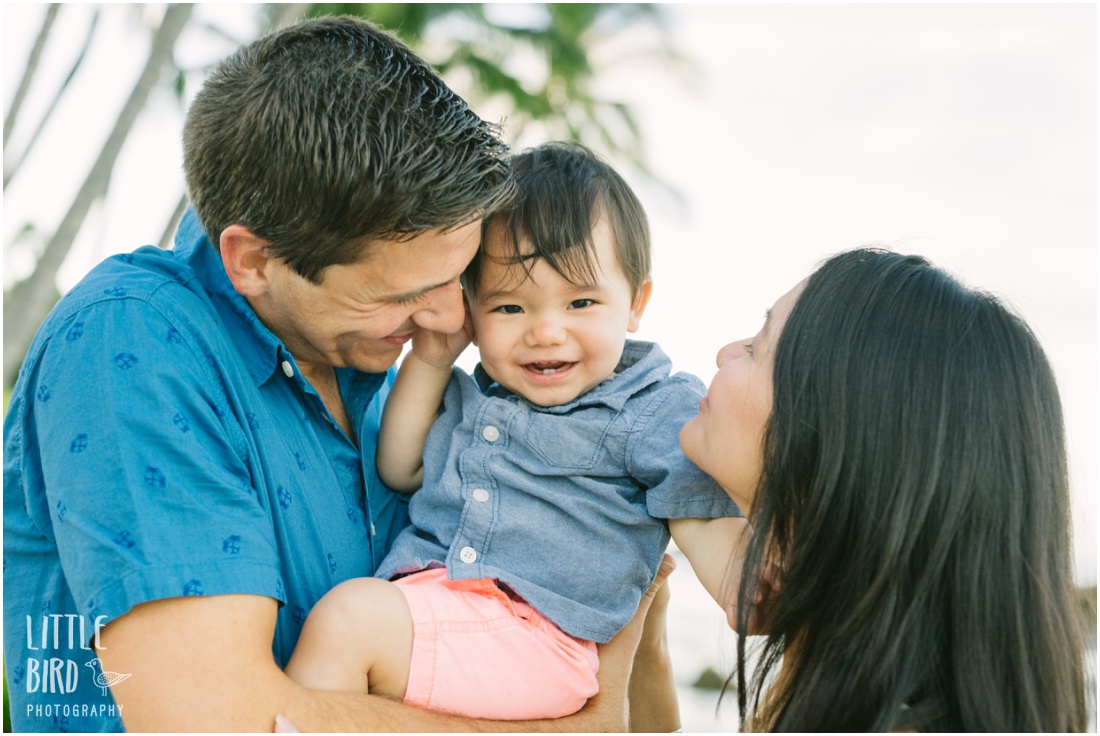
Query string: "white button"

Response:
xmin=459 ymin=546 xmax=477 ymax=564
xmin=482 ymin=425 xmax=500 ymax=442
xmin=281 ymin=360 xmax=294 ymax=378
xmin=472 ymin=488 xmax=490 ymax=503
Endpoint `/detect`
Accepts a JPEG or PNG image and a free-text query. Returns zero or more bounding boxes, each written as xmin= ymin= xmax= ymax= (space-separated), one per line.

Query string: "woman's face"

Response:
xmin=680 ymin=281 xmax=805 ymax=514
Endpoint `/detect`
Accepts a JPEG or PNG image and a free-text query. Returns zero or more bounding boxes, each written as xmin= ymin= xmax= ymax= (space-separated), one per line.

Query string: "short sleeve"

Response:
xmin=27 ymin=296 xmax=282 ymax=625
xmin=627 ymin=376 xmax=743 ymax=520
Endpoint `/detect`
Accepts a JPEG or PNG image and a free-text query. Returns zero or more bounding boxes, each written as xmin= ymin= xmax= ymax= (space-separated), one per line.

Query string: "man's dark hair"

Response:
xmin=465 ymin=142 xmax=649 ymax=297
xmin=183 ymin=16 xmax=513 ymax=282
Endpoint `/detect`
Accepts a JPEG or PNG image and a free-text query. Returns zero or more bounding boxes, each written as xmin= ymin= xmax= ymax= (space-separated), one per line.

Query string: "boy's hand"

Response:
xmin=410 ymin=306 xmax=474 ymax=368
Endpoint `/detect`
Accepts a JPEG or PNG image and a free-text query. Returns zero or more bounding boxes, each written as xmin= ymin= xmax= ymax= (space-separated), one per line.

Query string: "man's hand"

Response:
xmin=569 ymin=553 xmax=676 ymax=732
xmin=729 ymin=558 xmax=782 ymax=635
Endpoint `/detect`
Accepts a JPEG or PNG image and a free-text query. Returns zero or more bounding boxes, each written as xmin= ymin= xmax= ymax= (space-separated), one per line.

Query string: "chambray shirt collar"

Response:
xmin=175 ymin=208 xmax=293 ymax=387
xmin=472 ymin=340 xmax=672 ymax=414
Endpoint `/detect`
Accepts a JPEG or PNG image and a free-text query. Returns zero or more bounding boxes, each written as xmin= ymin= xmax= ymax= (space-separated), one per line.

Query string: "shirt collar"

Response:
xmin=473 ymin=340 xmax=671 ymax=413
xmin=174 ymin=207 xmax=290 ymax=387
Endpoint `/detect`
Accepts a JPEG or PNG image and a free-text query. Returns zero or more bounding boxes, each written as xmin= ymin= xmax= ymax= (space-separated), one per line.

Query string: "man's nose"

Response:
xmin=410 ymin=282 xmax=465 ymax=333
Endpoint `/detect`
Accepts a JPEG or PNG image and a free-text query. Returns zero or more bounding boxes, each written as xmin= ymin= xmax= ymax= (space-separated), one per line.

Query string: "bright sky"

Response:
xmin=3 ymin=4 xmax=1095 ymax=585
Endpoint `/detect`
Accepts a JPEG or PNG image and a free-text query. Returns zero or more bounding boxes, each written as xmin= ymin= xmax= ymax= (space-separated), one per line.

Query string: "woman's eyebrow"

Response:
xmin=761 ymin=308 xmax=773 ymax=337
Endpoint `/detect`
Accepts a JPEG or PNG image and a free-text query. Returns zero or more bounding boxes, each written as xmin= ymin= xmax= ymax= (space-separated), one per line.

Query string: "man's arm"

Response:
xmin=627 ymin=555 xmax=681 ymax=732
xmin=99 ymin=562 xmax=672 ymax=732
xmin=376 ymin=324 xmax=471 ymax=492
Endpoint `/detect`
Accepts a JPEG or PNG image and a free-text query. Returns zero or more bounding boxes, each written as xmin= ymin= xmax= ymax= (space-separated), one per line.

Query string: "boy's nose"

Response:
xmin=526 ymin=315 xmax=566 ymax=347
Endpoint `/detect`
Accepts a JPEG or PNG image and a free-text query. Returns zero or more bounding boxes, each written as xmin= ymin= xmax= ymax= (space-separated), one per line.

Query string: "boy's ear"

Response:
xmin=220 ymin=225 xmax=274 ymax=298
xmin=627 ymin=280 xmax=653 ymax=333
xmin=464 ymin=294 xmax=479 ymax=347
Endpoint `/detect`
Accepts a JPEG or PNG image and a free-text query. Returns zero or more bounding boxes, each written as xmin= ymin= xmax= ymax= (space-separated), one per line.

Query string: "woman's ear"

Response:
xmin=627 ymin=280 xmax=654 ymax=333
xmin=220 ymin=225 xmax=273 ymax=297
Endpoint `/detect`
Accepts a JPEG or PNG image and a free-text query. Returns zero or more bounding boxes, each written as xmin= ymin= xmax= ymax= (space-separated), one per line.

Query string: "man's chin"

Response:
xmin=344 ymin=344 xmax=404 ymax=374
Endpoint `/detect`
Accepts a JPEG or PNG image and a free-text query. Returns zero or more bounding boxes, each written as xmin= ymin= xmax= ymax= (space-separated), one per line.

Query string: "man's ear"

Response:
xmin=627 ymin=280 xmax=653 ymax=333
xmin=220 ymin=225 xmax=274 ymax=298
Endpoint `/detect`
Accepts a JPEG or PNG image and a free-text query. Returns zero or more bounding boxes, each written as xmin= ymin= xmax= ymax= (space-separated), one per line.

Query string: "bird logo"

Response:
xmin=85 ymin=658 xmax=132 ymax=697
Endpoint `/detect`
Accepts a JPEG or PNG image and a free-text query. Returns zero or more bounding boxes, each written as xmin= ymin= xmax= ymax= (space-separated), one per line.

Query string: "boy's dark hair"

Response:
xmin=183 ymin=16 xmax=513 ymax=283
xmin=734 ymin=248 xmax=1087 ymax=732
xmin=466 ymin=142 xmax=650 ymax=297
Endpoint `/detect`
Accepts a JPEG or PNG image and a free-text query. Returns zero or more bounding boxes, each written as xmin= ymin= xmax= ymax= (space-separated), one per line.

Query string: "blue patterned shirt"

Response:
xmin=375 ymin=341 xmax=742 ymax=643
xmin=3 ymin=208 xmax=406 ymax=732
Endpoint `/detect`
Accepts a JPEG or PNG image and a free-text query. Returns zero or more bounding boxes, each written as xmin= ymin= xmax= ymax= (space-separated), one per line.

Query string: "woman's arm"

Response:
xmin=668 ymin=516 xmax=748 ymax=608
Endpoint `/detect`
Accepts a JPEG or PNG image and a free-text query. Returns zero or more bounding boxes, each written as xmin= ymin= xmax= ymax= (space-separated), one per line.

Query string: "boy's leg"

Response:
xmin=284 ymin=577 xmax=413 ymax=700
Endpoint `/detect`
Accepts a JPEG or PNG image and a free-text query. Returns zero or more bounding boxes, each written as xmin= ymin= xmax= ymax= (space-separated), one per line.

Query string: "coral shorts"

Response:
xmin=391 ymin=567 xmax=600 ymax=719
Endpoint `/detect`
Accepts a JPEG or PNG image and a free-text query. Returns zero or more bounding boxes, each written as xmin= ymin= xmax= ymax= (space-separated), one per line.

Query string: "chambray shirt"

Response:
xmin=3 ymin=208 xmax=405 ymax=733
xmin=376 ymin=341 xmax=742 ymax=643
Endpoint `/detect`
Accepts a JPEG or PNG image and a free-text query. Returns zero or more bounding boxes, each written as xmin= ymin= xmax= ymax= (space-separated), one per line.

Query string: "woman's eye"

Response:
xmin=493 ymin=304 xmax=523 ymax=314
xmin=743 ymin=342 xmax=754 ymax=356
xmin=569 ymin=299 xmax=595 ymax=309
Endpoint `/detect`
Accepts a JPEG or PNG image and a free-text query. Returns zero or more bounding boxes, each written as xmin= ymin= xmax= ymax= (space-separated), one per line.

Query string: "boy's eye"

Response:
xmin=569 ymin=299 xmax=595 ymax=309
xmin=493 ymin=304 xmax=523 ymax=314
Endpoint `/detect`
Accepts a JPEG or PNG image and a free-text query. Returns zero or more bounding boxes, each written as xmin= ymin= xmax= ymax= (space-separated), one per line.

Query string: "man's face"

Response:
xmin=253 ymin=221 xmax=482 ymax=377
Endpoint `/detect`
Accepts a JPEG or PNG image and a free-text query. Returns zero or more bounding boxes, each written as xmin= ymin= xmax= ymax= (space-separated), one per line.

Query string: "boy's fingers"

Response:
xmin=274 ymin=714 xmax=300 ymax=733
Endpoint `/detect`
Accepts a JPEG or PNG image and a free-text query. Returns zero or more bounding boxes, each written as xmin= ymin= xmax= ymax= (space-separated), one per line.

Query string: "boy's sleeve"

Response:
xmin=21 ymin=296 xmax=283 ymax=626
xmin=627 ymin=376 xmax=743 ymax=520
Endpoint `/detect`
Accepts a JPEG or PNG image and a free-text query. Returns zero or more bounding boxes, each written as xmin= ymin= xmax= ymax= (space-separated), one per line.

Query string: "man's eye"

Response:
xmin=493 ymin=304 xmax=523 ymax=314
xmin=569 ymin=299 xmax=595 ymax=309
xmin=395 ymin=292 xmax=430 ymax=307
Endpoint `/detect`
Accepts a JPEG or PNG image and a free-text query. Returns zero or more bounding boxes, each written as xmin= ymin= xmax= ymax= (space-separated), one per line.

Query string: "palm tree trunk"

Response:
xmin=3 ymin=3 xmax=194 ymax=386
xmin=154 ymin=2 xmax=309 ymax=249
xmin=4 ymin=9 xmax=101 ymax=190
xmin=3 ymin=4 xmax=60 ymax=148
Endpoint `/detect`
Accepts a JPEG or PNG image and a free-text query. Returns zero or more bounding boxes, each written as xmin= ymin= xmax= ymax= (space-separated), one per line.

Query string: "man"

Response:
xmin=4 ymin=16 xmax=675 ymax=732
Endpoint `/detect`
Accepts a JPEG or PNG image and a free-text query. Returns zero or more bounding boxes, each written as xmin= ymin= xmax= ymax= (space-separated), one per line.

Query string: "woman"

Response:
xmin=680 ymin=248 xmax=1088 ymax=732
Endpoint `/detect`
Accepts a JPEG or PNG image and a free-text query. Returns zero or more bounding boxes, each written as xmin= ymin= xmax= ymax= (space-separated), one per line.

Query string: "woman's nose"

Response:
xmin=716 ymin=340 xmax=746 ymax=367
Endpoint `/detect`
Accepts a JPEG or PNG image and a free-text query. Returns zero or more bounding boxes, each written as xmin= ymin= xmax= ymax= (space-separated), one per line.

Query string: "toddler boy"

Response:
xmin=285 ymin=142 xmax=745 ymax=719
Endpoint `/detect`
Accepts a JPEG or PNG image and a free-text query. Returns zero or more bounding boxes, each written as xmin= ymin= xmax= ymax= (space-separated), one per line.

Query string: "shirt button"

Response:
xmin=482 ymin=425 xmax=500 ymax=442
xmin=281 ymin=360 xmax=294 ymax=378
xmin=472 ymin=488 xmax=490 ymax=503
xmin=459 ymin=546 xmax=477 ymax=564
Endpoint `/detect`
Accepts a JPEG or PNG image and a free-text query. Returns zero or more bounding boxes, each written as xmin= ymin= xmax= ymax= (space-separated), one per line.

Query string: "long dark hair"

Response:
xmin=735 ymin=248 xmax=1087 ymax=731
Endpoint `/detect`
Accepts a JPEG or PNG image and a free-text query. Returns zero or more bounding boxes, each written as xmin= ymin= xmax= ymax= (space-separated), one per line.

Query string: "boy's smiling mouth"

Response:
xmin=523 ymin=360 xmax=576 ymax=376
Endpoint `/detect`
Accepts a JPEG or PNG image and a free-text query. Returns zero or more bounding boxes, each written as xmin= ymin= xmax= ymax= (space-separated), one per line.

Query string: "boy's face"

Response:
xmin=468 ymin=217 xmax=651 ymax=407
